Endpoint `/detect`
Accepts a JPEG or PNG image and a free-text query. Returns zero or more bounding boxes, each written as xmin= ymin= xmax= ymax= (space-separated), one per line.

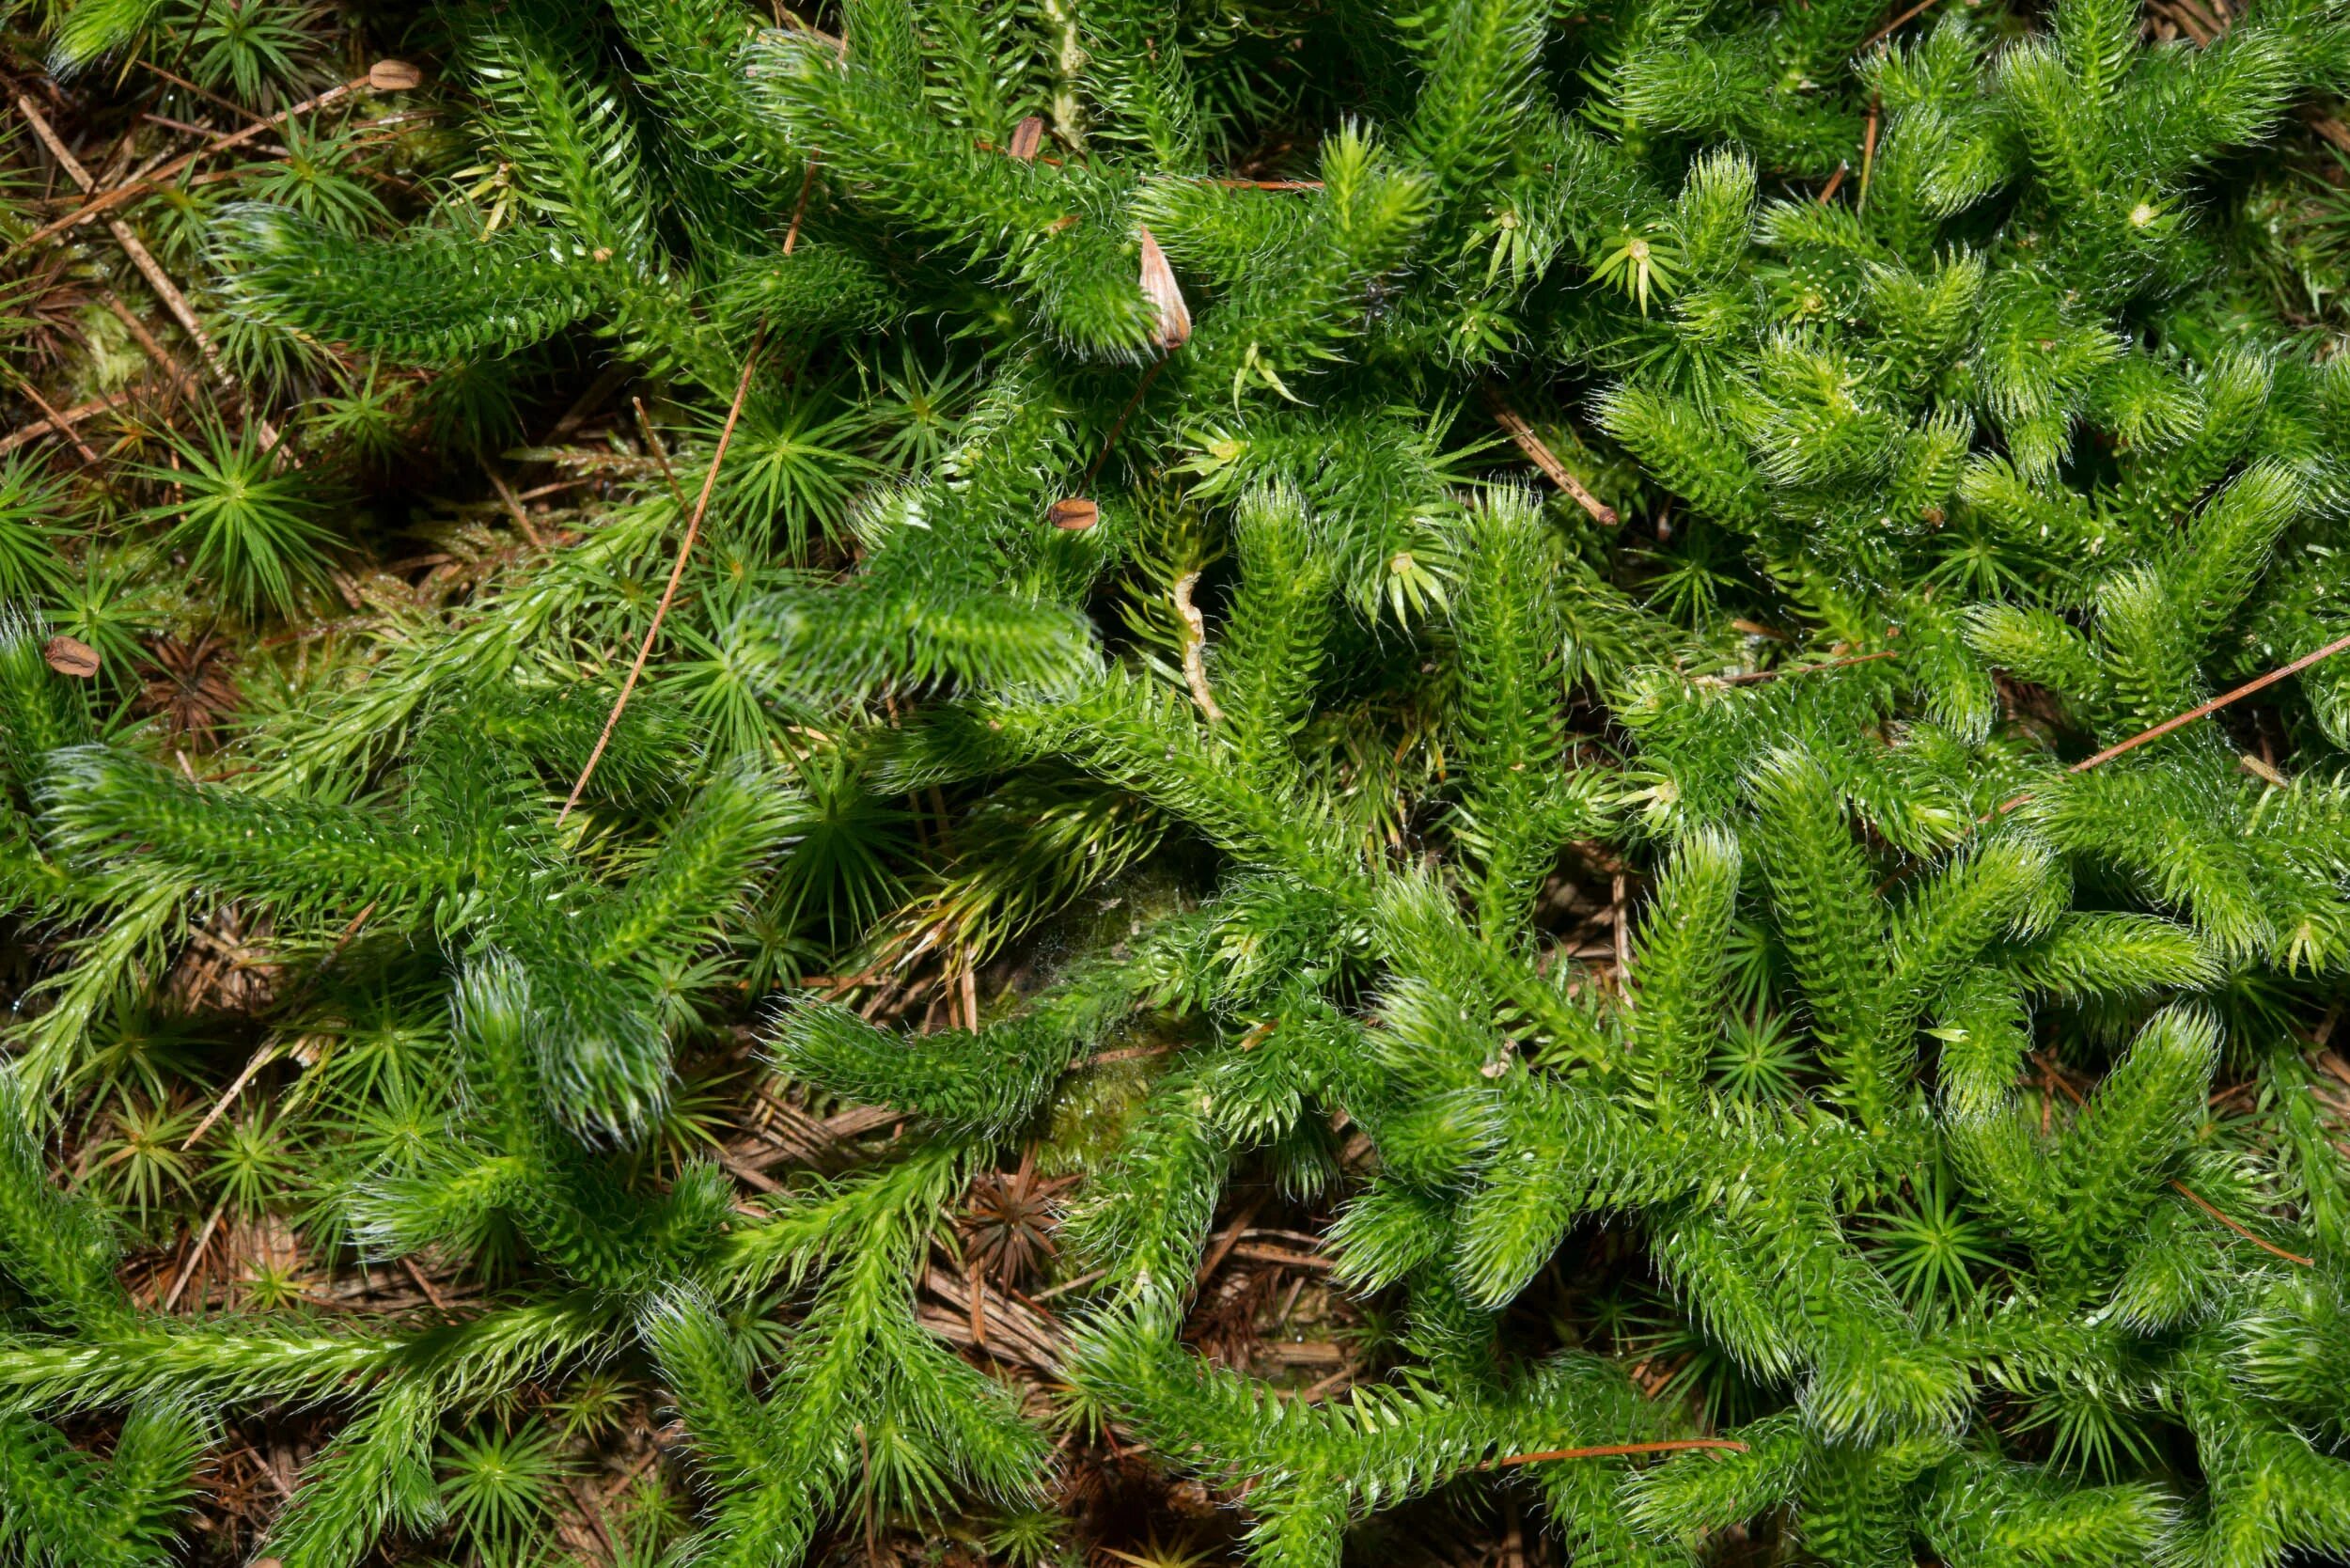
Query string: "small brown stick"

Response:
xmin=783 ymin=158 xmax=817 ymax=256
xmin=140 ymin=111 xmax=224 ymax=142
xmin=1817 ymin=162 xmax=1849 ymax=204
xmin=13 ymin=71 xmax=382 ymax=252
xmin=715 ymin=1146 xmax=783 ymax=1194
xmin=1611 ymin=871 xmax=1632 ymax=987
xmin=102 ymin=291 xmax=203 ymax=404
xmin=1173 ymin=570 xmax=1224 ymax=724
xmin=1989 ymin=630 xmax=2350 ymax=818
xmin=1081 ymin=352 xmax=1170 ymax=492
xmin=2170 ymin=1180 xmax=2314 ymax=1267
xmin=400 ymin=1256 xmax=451 ymax=1310
xmin=633 ymin=397 xmax=693 ymax=516
xmin=243 ymin=1442 xmax=298 ymax=1501
xmin=1194 ymin=1196 xmax=1265 ymax=1285
xmin=139 ymin=58 xmax=255 ymax=120
xmin=1856 ymin=100 xmax=1882 ymax=214
xmin=1289 ymin=1362 xmax=1357 ymax=1402
xmin=602 ymin=1442 xmax=665 ymax=1499
xmin=1230 ymin=1245 xmax=1333 ymax=1270
xmin=1080 ymin=1043 xmax=1177 ymax=1069
xmin=0 ymin=384 xmax=148 ymax=457
xmin=803 ymin=968 xmax=885 ymax=996
xmin=1859 ymin=0 xmax=1950 ymax=50
xmin=486 ymin=466 xmax=548 ymax=550
xmin=1700 ymin=649 xmax=1899 ymax=686
xmin=183 ymin=1043 xmax=284 ymax=1149
xmin=1489 ymin=1439 xmax=1748 ymax=1468
xmin=1 ymin=365 xmax=102 ymax=465
xmin=2167 ymin=0 xmax=2230 ymax=39
xmin=1029 ymin=1265 xmax=1108 ymax=1303
xmin=1486 ymin=392 xmax=1617 ymax=525
xmin=162 ymin=1200 xmax=227 ymax=1310
xmin=559 ymin=341 xmax=762 ymax=824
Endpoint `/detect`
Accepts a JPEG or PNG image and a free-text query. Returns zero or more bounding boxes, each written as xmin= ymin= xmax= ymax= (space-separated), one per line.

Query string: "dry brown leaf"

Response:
xmin=42 ymin=635 xmax=98 ymax=678
xmin=1138 ymin=226 xmax=1191 ymax=349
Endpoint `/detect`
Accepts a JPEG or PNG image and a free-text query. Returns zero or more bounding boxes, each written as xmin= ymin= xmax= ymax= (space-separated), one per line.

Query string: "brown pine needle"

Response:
xmin=2170 ymin=1180 xmax=2314 ymax=1268
xmin=633 ymin=397 xmax=693 ymax=516
xmin=11 ymin=70 xmax=390 ymax=254
xmin=1486 ymin=391 xmax=1617 ymax=525
xmin=784 ymin=158 xmax=817 ymax=256
xmin=1991 ymin=629 xmax=2350 ymax=819
xmin=487 ymin=466 xmax=546 ymax=550
xmin=1860 ymin=0 xmax=1949 ymax=50
xmin=1490 ymin=1439 xmax=1748 ymax=1468
xmin=2037 ymin=1062 xmax=2311 ymax=1268
xmin=1856 ymin=100 xmax=1882 ymax=214
xmin=558 ymin=341 xmax=761 ymax=824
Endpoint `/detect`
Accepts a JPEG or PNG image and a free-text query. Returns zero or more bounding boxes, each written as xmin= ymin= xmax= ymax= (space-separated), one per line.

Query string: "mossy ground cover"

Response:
xmin=7 ymin=0 xmax=2350 ymax=1564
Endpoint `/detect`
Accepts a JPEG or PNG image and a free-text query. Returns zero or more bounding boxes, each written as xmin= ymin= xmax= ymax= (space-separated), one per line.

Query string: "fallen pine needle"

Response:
xmin=2170 ymin=1180 xmax=2313 ymax=1268
xmin=2036 ymin=1068 xmax=2308 ymax=1266
xmin=559 ymin=340 xmax=761 ymax=824
xmin=1991 ymin=630 xmax=2350 ymax=819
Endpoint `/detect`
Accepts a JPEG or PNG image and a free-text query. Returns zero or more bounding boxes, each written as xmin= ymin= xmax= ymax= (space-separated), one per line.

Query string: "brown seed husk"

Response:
xmin=42 ymin=635 xmax=99 ymax=678
xmin=1138 ymin=226 xmax=1191 ymax=350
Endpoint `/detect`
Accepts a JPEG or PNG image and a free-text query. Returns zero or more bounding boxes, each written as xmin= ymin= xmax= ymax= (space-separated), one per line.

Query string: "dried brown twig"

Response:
xmin=11 ymin=66 xmax=417 ymax=254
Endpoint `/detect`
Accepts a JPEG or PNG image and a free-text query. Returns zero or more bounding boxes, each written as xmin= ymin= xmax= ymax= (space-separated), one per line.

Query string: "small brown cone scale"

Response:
xmin=1137 ymin=226 xmax=1191 ymax=350
xmin=42 ymin=635 xmax=98 ymax=678
xmin=1047 ymin=498 xmax=1098 ymax=531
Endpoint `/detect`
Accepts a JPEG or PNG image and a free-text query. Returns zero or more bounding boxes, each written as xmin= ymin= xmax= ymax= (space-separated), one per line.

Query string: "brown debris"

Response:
xmin=42 ymin=635 xmax=99 ymax=677
xmin=960 ymin=1149 xmax=1074 ymax=1286
xmin=1484 ymin=392 xmax=1618 ymax=525
xmin=139 ymin=630 xmax=240 ymax=744
xmin=1138 ymin=226 xmax=1192 ymax=350
xmin=919 ymin=1262 xmax=1066 ymax=1372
